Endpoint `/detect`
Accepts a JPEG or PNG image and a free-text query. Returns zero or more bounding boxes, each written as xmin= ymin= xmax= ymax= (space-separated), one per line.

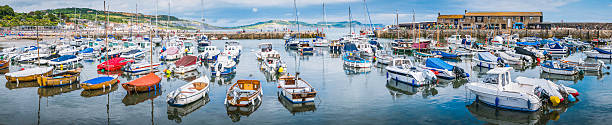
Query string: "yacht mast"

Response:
xmin=293 ymin=0 xmax=300 ymax=40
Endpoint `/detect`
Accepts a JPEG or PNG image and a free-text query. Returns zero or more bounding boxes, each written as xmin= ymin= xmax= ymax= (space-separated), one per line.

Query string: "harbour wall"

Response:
xmin=376 ymin=29 xmax=612 ymax=40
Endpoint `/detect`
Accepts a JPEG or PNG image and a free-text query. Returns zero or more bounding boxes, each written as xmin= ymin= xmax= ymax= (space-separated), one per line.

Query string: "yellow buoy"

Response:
xmin=550 ymin=96 xmax=560 ymax=106
xmin=60 ymin=64 xmax=64 ymax=70
xmin=278 ymin=67 xmax=284 ymax=72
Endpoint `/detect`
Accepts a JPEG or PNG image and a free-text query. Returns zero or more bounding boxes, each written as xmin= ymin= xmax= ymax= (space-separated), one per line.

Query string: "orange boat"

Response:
xmin=80 ymin=76 xmax=119 ymax=90
xmin=225 ymin=80 xmax=262 ymax=107
xmin=0 ymin=60 xmax=9 ymax=69
xmin=122 ymin=73 xmax=162 ymax=93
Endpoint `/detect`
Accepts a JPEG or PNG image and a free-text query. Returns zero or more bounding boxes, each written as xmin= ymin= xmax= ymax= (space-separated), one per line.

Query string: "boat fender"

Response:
xmin=568 ymin=94 xmax=576 ymax=102
xmin=495 ymin=97 xmax=499 ymax=107
xmin=465 ymin=73 xmax=470 ymax=78
xmin=550 ymin=96 xmax=560 ymax=106
xmin=412 ymin=79 xmax=415 ymax=86
xmin=527 ymin=99 xmax=531 ymax=110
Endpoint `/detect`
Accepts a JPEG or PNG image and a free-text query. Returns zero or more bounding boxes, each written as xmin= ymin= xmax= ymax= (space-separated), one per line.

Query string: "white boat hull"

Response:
xmin=174 ymin=64 xmax=198 ymax=74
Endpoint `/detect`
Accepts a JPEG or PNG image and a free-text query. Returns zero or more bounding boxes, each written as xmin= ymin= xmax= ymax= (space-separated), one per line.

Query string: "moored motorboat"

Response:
xmin=277 ymin=74 xmax=317 ymax=103
xmin=385 ymin=58 xmax=437 ymax=86
xmin=163 ymin=46 xmax=184 ymax=61
xmin=167 ymin=76 xmax=210 ymax=106
xmin=120 ymin=49 xmax=145 ymax=59
xmin=211 ymin=54 xmax=237 ymax=76
xmin=256 ymin=43 xmax=278 ymax=60
xmin=259 ymin=53 xmax=286 ymax=74
xmin=121 ymin=73 xmax=162 ymax=93
xmin=5 ymin=67 xmax=54 ymax=82
xmin=123 ymin=62 xmax=161 ymax=74
xmin=541 ymin=60 xmax=579 ymax=75
xmin=37 ymin=68 xmax=81 ymax=87
xmin=97 ymin=57 xmax=134 ymax=71
xmin=225 ymin=80 xmax=262 ymax=106
xmin=172 ymin=55 xmax=198 ymax=74
xmin=473 ymin=52 xmax=504 ymax=69
xmin=420 ymin=58 xmax=469 ymax=80
xmin=198 ymin=46 xmax=220 ymax=63
xmin=585 ymin=48 xmax=612 ymax=59
xmin=466 ymin=67 xmax=542 ymax=111
xmin=374 ymin=50 xmax=393 ymax=65
xmin=80 ymin=76 xmax=119 ymax=90
xmin=48 ymin=55 xmax=80 ymax=66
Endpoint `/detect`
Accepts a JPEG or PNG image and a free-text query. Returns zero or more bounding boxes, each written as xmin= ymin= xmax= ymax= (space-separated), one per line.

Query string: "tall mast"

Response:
xmin=155 ymin=0 xmax=159 ymax=37
xmin=104 ymin=0 xmax=109 ymax=63
xmin=136 ymin=1 xmax=139 ymax=36
xmin=396 ymin=9 xmax=399 ymax=39
xmin=412 ymin=9 xmax=415 ymax=43
xmin=362 ymin=0 xmax=373 ymax=31
xmin=348 ymin=5 xmax=352 ymax=34
xmin=201 ymin=0 xmax=205 ymax=33
xmin=293 ymin=0 xmax=300 ymax=40
xmin=167 ymin=0 xmax=171 ymax=47
xmin=322 ymin=0 xmax=328 ymax=31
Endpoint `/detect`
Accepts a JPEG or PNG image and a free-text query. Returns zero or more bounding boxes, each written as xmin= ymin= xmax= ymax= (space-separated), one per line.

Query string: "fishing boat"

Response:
xmin=585 ymin=48 xmax=612 ymax=59
xmin=543 ymin=42 xmax=567 ymax=55
xmin=225 ymin=80 xmax=263 ymax=106
xmin=80 ymin=76 xmax=119 ymax=90
xmin=223 ymin=40 xmax=242 ymax=60
xmin=120 ymin=49 xmax=145 ymax=59
xmin=277 ymin=74 xmax=317 ymax=103
xmin=198 ymin=39 xmax=211 ymax=52
xmin=385 ymin=58 xmax=437 ymax=86
xmin=342 ymin=43 xmax=372 ymax=68
xmin=122 ymin=62 xmax=161 ymax=74
xmin=298 ymin=41 xmax=314 ymax=54
xmin=211 ymin=54 xmax=237 ymax=76
xmin=97 ymin=57 xmax=134 ymax=71
xmin=163 ymin=46 xmax=184 ymax=61
xmin=256 ymin=43 xmax=278 ymax=60
xmin=48 ymin=55 xmax=80 ymax=66
xmin=473 ymin=52 xmax=504 ymax=69
xmin=260 ymin=53 xmax=286 ymax=74
xmin=5 ymin=67 xmax=54 ymax=82
xmin=172 ymin=55 xmax=198 ymax=74
xmin=122 ymin=73 xmax=162 ymax=93
xmin=374 ymin=50 xmax=393 ymax=65
xmin=312 ymin=36 xmax=329 ymax=47
xmin=37 ymin=68 xmax=81 ymax=87
xmin=420 ymin=58 xmax=469 ymax=80
xmin=199 ymin=46 xmax=220 ymax=63
xmin=167 ymin=76 xmax=210 ymax=106
xmin=466 ymin=67 xmax=542 ymax=112
xmin=541 ymin=60 xmax=579 ymax=75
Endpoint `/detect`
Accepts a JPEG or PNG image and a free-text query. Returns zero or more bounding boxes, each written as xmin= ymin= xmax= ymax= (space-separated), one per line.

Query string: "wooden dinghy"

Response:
xmin=37 ymin=68 xmax=81 ymax=87
xmin=167 ymin=76 xmax=210 ymax=106
xmin=80 ymin=76 xmax=119 ymax=90
xmin=278 ymin=74 xmax=317 ymax=103
xmin=5 ymin=67 xmax=54 ymax=82
xmin=121 ymin=73 xmax=162 ymax=93
xmin=225 ymin=80 xmax=262 ymax=107
xmin=0 ymin=60 xmax=9 ymax=69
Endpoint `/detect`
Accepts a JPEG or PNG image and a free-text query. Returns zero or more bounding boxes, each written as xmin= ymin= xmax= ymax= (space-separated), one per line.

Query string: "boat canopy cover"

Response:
xmin=431 ymin=51 xmax=458 ymax=58
xmin=594 ymin=48 xmax=612 ymax=54
xmin=549 ymin=42 xmax=563 ymax=49
xmin=83 ymin=77 xmax=115 ymax=85
xmin=79 ymin=48 xmax=94 ymax=53
xmin=165 ymin=47 xmax=179 ymax=55
xmin=175 ymin=55 xmax=197 ymax=66
xmin=44 ymin=54 xmax=61 ymax=60
xmin=516 ymin=42 xmax=539 ymax=46
xmin=426 ymin=58 xmax=454 ymax=71
xmin=124 ymin=73 xmax=161 ymax=86
xmin=51 ymin=55 xmax=77 ymax=62
xmin=515 ymin=47 xmax=535 ymax=57
xmin=344 ymin=43 xmax=358 ymax=52
xmin=124 ymin=49 xmax=142 ymax=55
xmin=5 ymin=67 xmax=53 ymax=77
xmin=477 ymin=52 xmax=499 ymax=62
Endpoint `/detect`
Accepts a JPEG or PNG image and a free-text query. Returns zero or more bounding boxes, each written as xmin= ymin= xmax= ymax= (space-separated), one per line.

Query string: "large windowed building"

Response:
xmin=437 ymin=10 xmax=543 ymax=29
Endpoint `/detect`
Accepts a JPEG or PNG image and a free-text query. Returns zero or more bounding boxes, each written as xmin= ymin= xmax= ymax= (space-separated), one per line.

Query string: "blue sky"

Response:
xmin=3 ymin=0 xmax=611 ymax=26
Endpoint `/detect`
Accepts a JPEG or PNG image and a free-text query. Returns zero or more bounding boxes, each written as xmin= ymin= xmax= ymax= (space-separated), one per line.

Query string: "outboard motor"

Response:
xmin=534 ymin=87 xmax=551 ymax=100
xmin=452 ymin=66 xmax=468 ymax=78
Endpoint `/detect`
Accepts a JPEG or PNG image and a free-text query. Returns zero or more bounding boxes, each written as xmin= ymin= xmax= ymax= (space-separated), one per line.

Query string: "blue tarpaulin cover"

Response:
xmin=79 ymin=48 xmax=94 ymax=53
xmin=594 ymin=48 xmax=612 ymax=54
xmin=343 ymin=43 xmax=358 ymax=52
xmin=51 ymin=55 xmax=77 ymax=62
xmin=426 ymin=58 xmax=453 ymax=71
xmin=431 ymin=51 xmax=458 ymax=58
xmin=83 ymin=77 xmax=115 ymax=85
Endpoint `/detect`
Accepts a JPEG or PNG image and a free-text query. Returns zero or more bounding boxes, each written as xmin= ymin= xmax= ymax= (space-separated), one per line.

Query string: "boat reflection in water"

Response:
xmin=277 ymin=93 xmax=316 ymax=115
xmin=260 ymin=69 xmax=281 ymax=82
xmin=467 ymin=101 xmax=573 ymax=125
xmin=122 ymin=89 xmax=162 ymax=106
xmin=225 ymin=98 xmax=262 ymax=122
xmin=37 ymin=83 xmax=81 ymax=97
xmin=174 ymin=70 xmax=200 ymax=82
xmin=343 ymin=66 xmax=371 ymax=75
xmin=81 ymin=84 xmax=119 ymax=98
xmin=167 ymin=95 xmax=210 ymax=123
xmin=540 ymin=72 xmax=584 ymax=84
xmin=385 ymin=79 xmax=438 ymax=99
xmin=5 ymin=81 xmax=39 ymax=90
xmin=211 ymin=74 xmax=236 ymax=85
xmin=0 ymin=68 xmax=9 ymax=74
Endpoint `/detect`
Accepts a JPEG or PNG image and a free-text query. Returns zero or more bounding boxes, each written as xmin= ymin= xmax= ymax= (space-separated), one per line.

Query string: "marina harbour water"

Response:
xmin=1 ymin=30 xmax=612 ymax=125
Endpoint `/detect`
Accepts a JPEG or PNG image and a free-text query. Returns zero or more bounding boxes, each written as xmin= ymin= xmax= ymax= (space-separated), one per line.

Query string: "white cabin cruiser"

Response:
xmin=466 ymin=67 xmax=542 ymax=112
xmin=385 ymin=58 xmax=437 ymax=86
xmin=256 ymin=43 xmax=278 ymax=60
xmin=199 ymin=46 xmax=220 ymax=63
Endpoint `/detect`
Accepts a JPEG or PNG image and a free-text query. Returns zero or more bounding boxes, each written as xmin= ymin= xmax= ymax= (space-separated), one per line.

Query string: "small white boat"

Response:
xmin=167 ymin=76 xmax=210 ymax=106
xmin=123 ymin=62 xmax=161 ymax=74
xmin=17 ymin=53 xmax=49 ymax=63
xmin=466 ymin=67 xmax=542 ymax=112
xmin=585 ymin=48 xmax=612 ymax=59
xmin=225 ymin=80 xmax=262 ymax=106
xmin=120 ymin=49 xmax=145 ymax=59
xmin=198 ymin=46 xmax=220 ymax=63
xmin=58 ymin=45 xmax=79 ymax=56
xmin=260 ymin=53 xmax=286 ymax=74
xmin=256 ymin=43 xmax=278 ymax=60
xmin=473 ymin=52 xmax=504 ymax=69
xmin=514 ymin=77 xmax=579 ymax=103
xmin=223 ymin=41 xmax=242 ymax=60
xmin=211 ymin=54 xmax=237 ymax=76
xmin=498 ymin=51 xmax=530 ymax=65
xmin=312 ymin=37 xmax=329 ymax=47
xmin=385 ymin=58 xmax=437 ymax=86
xmin=278 ymin=74 xmax=317 ymax=103
xmin=374 ymin=50 xmax=393 ymax=65
xmin=541 ymin=60 xmax=579 ymax=75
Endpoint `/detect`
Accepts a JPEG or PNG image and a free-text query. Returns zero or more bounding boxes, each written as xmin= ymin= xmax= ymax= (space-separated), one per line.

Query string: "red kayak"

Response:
xmin=97 ymin=57 xmax=134 ymax=71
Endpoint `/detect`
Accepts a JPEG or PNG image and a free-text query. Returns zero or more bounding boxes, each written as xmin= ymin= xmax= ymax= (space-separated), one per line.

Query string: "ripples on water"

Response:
xmin=0 ymin=36 xmax=611 ymax=124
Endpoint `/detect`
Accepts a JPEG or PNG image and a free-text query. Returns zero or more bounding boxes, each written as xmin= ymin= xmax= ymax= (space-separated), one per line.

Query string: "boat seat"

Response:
xmin=180 ymin=91 xmax=195 ymax=93
xmin=191 ymin=82 xmax=208 ymax=90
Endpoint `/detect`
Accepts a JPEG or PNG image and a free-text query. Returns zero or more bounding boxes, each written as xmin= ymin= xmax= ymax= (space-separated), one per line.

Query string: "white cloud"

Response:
xmin=456 ymin=0 xmax=579 ymax=12
xmin=251 ymin=8 xmax=258 ymax=13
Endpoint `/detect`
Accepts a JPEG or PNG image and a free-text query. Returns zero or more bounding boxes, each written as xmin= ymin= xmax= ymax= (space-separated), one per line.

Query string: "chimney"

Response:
xmin=464 ymin=10 xmax=467 ymax=14
xmin=438 ymin=12 xmax=440 ymax=16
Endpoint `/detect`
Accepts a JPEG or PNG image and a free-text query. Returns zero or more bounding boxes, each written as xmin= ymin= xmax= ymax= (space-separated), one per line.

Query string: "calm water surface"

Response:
xmin=1 ymin=30 xmax=612 ymax=125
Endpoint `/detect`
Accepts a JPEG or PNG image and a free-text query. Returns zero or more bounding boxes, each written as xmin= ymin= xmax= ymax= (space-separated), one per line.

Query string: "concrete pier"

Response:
xmin=376 ymin=29 xmax=612 ymax=40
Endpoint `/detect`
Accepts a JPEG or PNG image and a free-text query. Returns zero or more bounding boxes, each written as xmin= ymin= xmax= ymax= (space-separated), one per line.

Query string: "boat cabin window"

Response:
xmin=483 ymin=74 xmax=498 ymax=84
